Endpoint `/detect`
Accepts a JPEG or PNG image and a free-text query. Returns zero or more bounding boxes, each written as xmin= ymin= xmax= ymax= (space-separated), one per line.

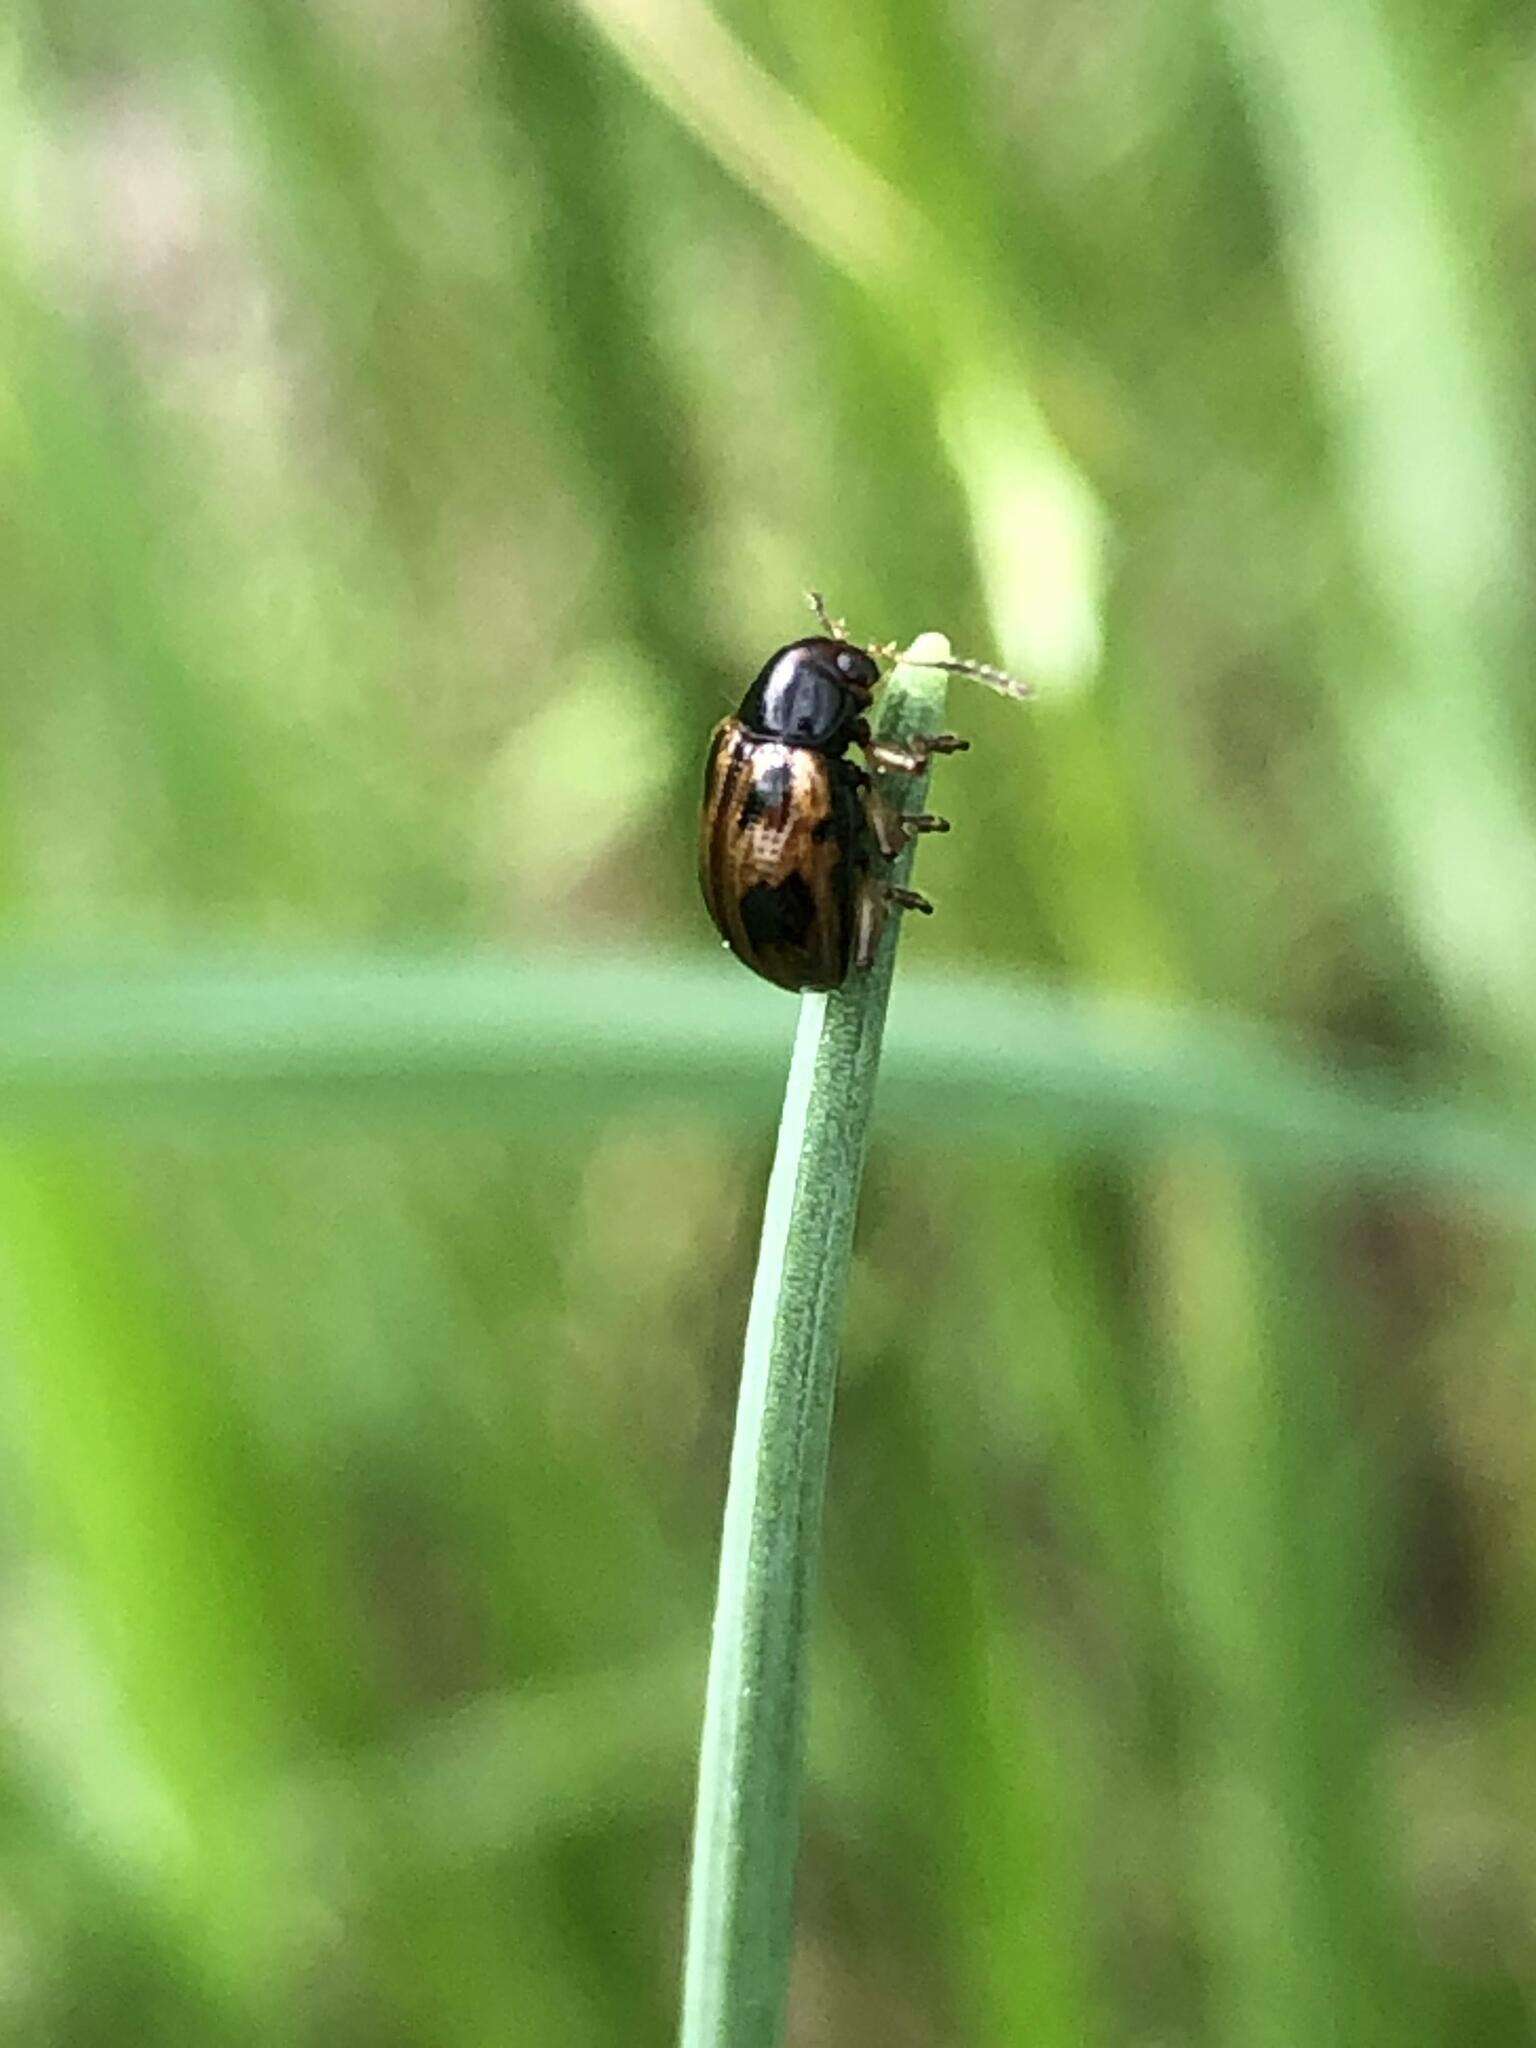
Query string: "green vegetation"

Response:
xmin=0 ymin=2 xmax=1532 ymax=2044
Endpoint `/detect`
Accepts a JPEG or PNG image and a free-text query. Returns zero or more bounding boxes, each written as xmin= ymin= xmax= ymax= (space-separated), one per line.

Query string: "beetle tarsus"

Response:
xmin=887 ymin=885 xmax=934 ymax=915
xmin=871 ymin=807 xmax=951 ymax=858
xmin=863 ymin=732 xmax=970 ymax=776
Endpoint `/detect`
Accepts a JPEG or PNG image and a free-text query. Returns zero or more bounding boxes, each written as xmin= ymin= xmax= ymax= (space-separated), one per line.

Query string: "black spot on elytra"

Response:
xmin=738 ymin=760 xmax=793 ymax=827
xmin=740 ymin=872 xmax=816 ymax=949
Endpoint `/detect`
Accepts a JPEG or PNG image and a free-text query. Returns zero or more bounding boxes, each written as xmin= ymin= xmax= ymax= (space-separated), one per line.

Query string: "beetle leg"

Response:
xmin=861 ymin=732 xmax=970 ymax=776
xmin=887 ymin=884 xmax=935 ymax=915
xmin=867 ymin=797 xmax=950 ymax=859
xmin=866 ymin=795 xmax=903 ymax=860
xmin=852 ymin=876 xmax=887 ymax=970
xmin=852 ymin=875 xmax=934 ymax=970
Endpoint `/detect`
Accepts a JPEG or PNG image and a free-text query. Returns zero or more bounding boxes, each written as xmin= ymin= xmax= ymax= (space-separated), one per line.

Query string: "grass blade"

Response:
xmin=679 ymin=636 xmax=950 ymax=2048
xmin=0 ymin=953 xmax=1527 ymax=1210
xmin=1211 ymin=0 xmax=1536 ymax=1045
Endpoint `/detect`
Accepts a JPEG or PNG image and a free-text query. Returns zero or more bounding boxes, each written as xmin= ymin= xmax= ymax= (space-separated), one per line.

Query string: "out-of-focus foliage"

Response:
xmin=0 ymin=1 xmax=1534 ymax=2043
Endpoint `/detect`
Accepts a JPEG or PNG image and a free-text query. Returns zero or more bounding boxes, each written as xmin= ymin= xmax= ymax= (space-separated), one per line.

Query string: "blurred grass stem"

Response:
xmin=679 ymin=639 xmax=949 ymax=2048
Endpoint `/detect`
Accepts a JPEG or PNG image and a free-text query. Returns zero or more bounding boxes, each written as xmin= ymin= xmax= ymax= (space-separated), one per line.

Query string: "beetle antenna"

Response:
xmin=805 ymin=592 xmax=1029 ymax=698
xmin=901 ymin=653 xmax=1033 ymax=701
xmin=805 ymin=589 xmax=850 ymax=641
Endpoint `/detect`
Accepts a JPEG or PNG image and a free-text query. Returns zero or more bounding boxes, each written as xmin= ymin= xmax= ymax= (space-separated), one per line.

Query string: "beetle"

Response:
xmin=699 ymin=595 xmax=1026 ymax=992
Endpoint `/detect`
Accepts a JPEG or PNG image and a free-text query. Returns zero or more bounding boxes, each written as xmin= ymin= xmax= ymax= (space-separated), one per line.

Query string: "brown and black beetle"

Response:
xmin=699 ymin=598 xmax=1024 ymax=993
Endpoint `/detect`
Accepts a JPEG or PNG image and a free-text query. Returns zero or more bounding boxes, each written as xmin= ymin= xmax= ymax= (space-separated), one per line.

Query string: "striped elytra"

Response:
xmin=699 ymin=717 xmax=867 ymax=992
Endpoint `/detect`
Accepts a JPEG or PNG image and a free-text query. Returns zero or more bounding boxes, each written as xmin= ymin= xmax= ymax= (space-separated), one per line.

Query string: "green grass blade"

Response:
xmin=0 ymin=954 xmax=1528 ymax=1209
xmin=1155 ymin=1162 xmax=1415 ymax=2046
xmin=569 ymin=0 xmax=1104 ymax=689
xmin=679 ymin=637 xmax=949 ymax=2048
xmin=1212 ymin=0 xmax=1536 ymax=1045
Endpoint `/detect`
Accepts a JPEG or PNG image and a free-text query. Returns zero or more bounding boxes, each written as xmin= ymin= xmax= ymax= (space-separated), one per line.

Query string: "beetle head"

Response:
xmin=737 ymin=637 xmax=877 ymax=746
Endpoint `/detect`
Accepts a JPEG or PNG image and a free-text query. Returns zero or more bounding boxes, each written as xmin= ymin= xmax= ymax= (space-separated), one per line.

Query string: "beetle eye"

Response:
xmin=835 ymin=650 xmax=859 ymax=676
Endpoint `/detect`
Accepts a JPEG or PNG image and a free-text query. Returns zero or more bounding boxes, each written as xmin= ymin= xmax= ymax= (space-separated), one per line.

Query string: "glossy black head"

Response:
xmin=735 ymin=638 xmax=880 ymax=750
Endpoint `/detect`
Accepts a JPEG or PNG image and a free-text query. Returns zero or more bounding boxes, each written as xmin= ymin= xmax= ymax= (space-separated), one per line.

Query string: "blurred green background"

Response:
xmin=2 ymin=0 xmax=1535 ymax=2042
